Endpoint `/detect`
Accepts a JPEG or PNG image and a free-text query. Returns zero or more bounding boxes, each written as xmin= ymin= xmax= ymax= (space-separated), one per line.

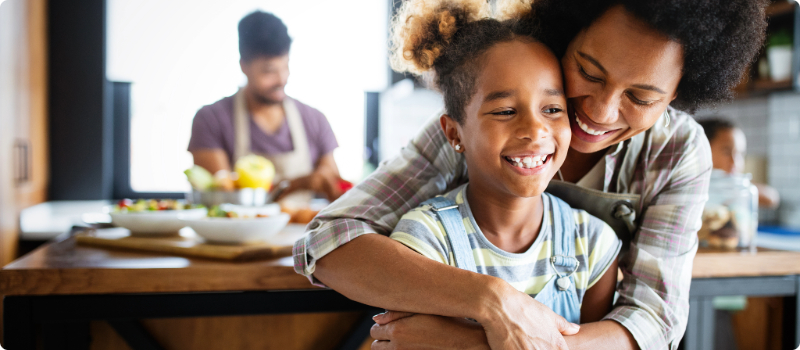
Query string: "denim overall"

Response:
xmin=422 ymin=193 xmax=582 ymax=324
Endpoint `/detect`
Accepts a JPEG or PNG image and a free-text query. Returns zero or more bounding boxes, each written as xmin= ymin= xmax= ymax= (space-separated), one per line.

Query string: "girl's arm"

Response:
xmin=564 ymin=259 xmax=640 ymax=350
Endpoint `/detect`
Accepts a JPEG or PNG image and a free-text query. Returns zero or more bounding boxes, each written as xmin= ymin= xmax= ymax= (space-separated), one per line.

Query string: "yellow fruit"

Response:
xmin=234 ymin=155 xmax=275 ymax=190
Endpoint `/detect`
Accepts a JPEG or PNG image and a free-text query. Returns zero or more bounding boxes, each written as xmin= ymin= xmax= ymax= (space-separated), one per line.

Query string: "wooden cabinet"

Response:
xmin=0 ymin=0 xmax=49 ymax=266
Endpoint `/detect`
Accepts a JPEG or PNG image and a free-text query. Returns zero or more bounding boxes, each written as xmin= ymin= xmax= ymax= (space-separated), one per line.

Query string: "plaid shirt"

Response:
xmin=293 ymin=107 xmax=711 ymax=350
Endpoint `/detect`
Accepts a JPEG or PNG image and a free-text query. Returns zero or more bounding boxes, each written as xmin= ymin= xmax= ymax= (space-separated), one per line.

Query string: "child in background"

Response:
xmin=387 ymin=0 xmax=621 ymax=325
xmin=698 ymin=118 xmax=780 ymax=209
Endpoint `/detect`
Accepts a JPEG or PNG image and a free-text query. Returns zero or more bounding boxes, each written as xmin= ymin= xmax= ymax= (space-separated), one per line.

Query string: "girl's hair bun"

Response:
xmin=390 ymin=0 xmax=491 ymax=75
xmin=493 ymin=0 xmax=534 ymax=22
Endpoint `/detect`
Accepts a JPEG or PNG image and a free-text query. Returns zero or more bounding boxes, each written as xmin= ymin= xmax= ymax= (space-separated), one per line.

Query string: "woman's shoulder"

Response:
xmin=652 ymin=107 xmax=711 ymax=157
xmin=634 ymin=107 xmax=712 ymax=176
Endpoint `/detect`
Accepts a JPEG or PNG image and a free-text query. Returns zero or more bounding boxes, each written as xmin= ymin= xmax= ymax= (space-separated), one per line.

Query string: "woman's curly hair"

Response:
xmin=530 ymin=0 xmax=769 ymax=111
xmin=390 ymin=0 xmax=540 ymax=123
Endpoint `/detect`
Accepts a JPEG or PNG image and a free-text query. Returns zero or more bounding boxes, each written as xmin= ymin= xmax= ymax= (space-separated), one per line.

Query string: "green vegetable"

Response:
xmin=207 ymin=206 xmax=228 ymax=218
xmin=185 ymin=165 xmax=216 ymax=191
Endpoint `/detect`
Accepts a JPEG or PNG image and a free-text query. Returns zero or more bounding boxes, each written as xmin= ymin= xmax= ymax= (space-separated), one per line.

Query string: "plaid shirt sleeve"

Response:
xmin=292 ymin=114 xmax=467 ymax=284
xmin=604 ymin=111 xmax=711 ymax=350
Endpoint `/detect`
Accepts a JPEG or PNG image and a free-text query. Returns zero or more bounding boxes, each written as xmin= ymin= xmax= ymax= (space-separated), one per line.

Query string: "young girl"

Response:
xmin=388 ymin=0 xmax=621 ymax=324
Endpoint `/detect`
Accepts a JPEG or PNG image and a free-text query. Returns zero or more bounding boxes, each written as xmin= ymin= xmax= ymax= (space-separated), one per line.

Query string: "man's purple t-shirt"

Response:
xmin=187 ymin=94 xmax=338 ymax=168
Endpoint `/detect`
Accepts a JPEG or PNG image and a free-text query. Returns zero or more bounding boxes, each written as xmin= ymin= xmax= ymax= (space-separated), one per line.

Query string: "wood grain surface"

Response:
xmin=0 ymin=234 xmax=313 ymax=296
xmin=692 ymin=248 xmax=800 ymax=278
xmin=74 ymin=228 xmax=293 ymax=261
xmin=5 ymin=237 xmax=800 ymax=297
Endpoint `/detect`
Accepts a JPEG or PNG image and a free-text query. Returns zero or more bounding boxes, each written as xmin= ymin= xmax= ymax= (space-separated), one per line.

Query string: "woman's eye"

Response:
xmin=626 ymin=92 xmax=655 ymax=106
xmin=578 ymin=65 xmax=603 ymax=83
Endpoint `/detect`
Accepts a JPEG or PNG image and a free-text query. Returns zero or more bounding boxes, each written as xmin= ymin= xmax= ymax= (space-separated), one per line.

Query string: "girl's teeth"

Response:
xmin=508 ymin=155 xmax=548 ymax=169
xmin=576 ymin=116 xmax=607 ymax=136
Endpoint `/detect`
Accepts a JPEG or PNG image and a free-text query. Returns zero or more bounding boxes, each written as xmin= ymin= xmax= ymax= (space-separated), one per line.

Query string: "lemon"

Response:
xmin=234 ymin=155 xmax=276 ymax=190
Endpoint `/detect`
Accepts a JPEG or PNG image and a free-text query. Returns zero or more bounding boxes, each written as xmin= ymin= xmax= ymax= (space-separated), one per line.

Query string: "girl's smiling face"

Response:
xmin=441 ymin=39 xmax=570 ymax=199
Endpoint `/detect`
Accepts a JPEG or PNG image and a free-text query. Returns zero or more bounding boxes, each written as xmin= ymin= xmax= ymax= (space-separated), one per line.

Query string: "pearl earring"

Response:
xmin=454 ymin=144 xmax=461 ymax=151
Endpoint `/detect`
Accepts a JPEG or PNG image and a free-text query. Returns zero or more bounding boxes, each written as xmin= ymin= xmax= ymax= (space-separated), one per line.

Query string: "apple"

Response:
xmin=234 ymin=155 xmax=276 ymax=190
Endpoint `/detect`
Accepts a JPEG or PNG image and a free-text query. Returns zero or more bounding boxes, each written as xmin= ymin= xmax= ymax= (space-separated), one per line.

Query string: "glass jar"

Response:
xmin=699 ymin=170 xmax=759 ymax=250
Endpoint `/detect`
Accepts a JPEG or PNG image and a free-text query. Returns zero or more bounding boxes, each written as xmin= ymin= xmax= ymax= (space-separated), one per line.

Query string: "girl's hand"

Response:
xmin=371 ymin=313 xmax=490 ymax=350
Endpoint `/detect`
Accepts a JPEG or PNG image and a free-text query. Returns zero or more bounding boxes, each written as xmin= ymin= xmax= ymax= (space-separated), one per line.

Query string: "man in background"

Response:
xmin=188 ymin=11 xmax=345 ymax=201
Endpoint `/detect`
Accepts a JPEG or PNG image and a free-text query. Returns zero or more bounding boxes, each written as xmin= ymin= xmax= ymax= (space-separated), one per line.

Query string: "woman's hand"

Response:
xmin=371 ymin=312 xmax=490 ymax=350
xmin=477 ymin=283 xmax=580 ymax=350
xmin=372 ymin=282 xmax=580 ymax=350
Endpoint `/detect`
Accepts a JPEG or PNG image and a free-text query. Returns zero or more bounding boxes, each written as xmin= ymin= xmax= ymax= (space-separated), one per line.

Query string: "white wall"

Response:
xmin=107 ymin=0 xmax=389 ymax=192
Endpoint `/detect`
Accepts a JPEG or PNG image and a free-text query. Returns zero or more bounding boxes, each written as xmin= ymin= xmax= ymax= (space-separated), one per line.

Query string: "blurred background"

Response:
xmin=4 ymin=0 xmax=795 ymax=257
xmin=0 ymin=1 xmax=799 ymax=349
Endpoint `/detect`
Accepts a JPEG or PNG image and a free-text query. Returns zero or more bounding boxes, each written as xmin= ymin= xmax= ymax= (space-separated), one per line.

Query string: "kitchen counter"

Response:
xmin=3 ymin=233 xmax=800 ymax=350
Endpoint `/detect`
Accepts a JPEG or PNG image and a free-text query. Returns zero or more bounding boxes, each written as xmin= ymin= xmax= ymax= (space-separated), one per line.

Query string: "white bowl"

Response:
xmin=109 ymin=208 xmax=208 ymax=235
xmin=182 ymin=213 xmax=290 ymax=244
xmin=218 ymin=203 xmax=281 ymax=217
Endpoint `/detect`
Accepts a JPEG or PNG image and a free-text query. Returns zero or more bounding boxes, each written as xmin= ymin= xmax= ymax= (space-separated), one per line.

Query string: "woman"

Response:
xmin=292 ymin=0 xmax=767 ymax=349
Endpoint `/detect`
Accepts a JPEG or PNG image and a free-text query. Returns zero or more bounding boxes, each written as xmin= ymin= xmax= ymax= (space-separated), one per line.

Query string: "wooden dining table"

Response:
xmin=2 ymin=230 xmax=800 ymax=350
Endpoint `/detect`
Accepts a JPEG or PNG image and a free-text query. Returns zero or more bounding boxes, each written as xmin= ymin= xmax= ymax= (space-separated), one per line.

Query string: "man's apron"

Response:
xmin=232 ymin=88 xmax=314 ymax=203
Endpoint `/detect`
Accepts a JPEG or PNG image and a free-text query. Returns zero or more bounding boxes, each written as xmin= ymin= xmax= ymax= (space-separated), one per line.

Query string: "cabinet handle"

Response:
xmin=14 ymin=139 xmax=29 ymax=184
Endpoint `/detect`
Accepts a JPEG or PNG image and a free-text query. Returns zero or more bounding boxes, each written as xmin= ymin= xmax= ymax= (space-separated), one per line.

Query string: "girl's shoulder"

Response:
xmin=570 ymin=209 xmax=622 ymax=289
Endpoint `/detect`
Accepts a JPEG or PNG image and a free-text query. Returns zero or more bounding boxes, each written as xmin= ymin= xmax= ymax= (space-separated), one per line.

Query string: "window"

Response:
xmin=107 ymin=0 xmax=389 ymax=193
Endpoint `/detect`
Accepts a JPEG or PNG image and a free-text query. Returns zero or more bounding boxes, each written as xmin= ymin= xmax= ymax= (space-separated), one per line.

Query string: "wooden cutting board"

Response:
xmin=75 ymin=226 xmax=306 ymax=261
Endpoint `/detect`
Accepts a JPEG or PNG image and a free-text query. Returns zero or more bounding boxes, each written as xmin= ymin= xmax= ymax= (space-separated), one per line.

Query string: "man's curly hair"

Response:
xmin=531 ymin=0 xmax=769 ymax=111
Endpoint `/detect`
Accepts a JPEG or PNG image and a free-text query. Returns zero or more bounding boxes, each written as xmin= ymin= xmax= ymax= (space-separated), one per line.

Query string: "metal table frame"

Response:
xmin=682 ymin=275 xmax=800 ymax=350
xmin=3 ymin=289 xmax=380 ymax=350
xmin=4 ymin=276 xmax=800 ymax=350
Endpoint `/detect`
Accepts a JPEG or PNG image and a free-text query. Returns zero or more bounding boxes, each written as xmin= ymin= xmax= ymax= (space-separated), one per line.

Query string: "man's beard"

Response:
xmin=253 ymin=87 xmax=284 ymax=106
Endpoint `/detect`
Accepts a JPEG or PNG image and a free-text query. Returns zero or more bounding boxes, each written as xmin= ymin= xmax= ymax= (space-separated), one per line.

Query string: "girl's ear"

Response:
xmin=439 ymin=114 xmax=464 ymax=153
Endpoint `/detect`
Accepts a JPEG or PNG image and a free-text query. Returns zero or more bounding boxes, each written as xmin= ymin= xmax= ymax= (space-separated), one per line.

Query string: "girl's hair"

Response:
xmin=390 ymin=0 xmax=540 ymax=124
xmin=697 ymin=117 xmax=737 ymax=143
xmin=530 ymin=0 xmax=768 ymax=112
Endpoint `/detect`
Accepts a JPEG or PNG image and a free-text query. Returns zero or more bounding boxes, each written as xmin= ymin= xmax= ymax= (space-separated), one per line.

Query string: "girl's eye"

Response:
xmin=543 ymin=107 xmax=563 ymax=114
xmin=492 ymin=110 xmax=515 ymax=116
xmin=578 ymin=64 xmax=603 ymax=83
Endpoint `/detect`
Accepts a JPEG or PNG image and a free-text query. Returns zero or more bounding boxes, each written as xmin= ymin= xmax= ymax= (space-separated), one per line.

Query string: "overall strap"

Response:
xmin=544 ymin=193 xmax=579 ymax=271
xmin=421 ymin=197 xmax=478 ymax=273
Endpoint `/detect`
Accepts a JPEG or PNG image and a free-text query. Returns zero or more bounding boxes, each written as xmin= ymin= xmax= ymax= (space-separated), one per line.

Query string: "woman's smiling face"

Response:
xmin=442 ymin=39 xmax=570 ymax=199
xmin=562 ymin=5 xmax=684 ymax=154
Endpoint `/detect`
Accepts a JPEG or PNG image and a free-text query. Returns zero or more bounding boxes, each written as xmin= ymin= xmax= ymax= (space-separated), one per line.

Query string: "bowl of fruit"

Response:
xmin=181 ymin=204 xmax=290 ymax=244
xmin=184 ymin=155 xmax=286 ymax=207
xmin=109 ymin=199 xmax=207 ymax=236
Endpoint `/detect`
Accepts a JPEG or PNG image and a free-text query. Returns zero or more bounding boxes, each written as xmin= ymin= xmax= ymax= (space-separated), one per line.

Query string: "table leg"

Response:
xmin=684 ymin=297 xmax=715 ymax=350
xmin=4 ymin=296 xmax=34 ymax=350
xmin=783 ymin=276 xmax=800 ymax=349
xmin=796 ymin=275 xmax=800 ymax=349
xmin=41 ymin=321 xmax=90 ymax=350
xmin=335 ymin=309 xmax=381 ymax=350
xmin=108 ymin=319 xmax=165 ymax=350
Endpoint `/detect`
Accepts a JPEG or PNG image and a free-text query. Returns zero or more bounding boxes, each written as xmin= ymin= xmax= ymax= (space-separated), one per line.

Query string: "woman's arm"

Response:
xmin=294 ymin=116 xmax=577 ymax=350
xmin=603 ymin=113 xmax=711 ymax=350
xmin=317 ymin=234 xmax=578 ymax=349
xmin=368 ymin=242 xmax=634 ymax=350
